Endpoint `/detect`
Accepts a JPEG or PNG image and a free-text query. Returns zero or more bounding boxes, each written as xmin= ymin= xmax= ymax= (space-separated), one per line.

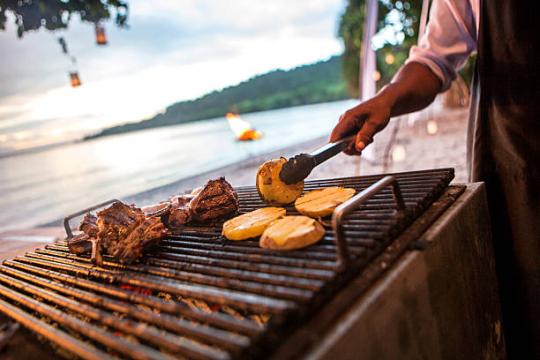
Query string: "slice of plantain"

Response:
xmin=256 ymin=158 xmax=304 ymax=205
xmin=295 ymin=187 xmax=356 ymax=218
xmin=260 ymin=216 xmax=325 ymax=250
xmin=222 ymin=207 xmax=286 ymax=241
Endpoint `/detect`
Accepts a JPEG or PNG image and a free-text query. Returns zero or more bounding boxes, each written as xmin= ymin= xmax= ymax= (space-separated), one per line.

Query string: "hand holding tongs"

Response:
xmin=279 ymin=135 xmax=355 ymax=184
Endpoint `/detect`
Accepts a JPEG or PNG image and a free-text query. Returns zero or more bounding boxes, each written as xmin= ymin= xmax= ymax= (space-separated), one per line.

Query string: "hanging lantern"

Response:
xmin=69 ymin=72 xmax=82 ymax=87
xmin=95 ymin=24 xmax=107 ymax=45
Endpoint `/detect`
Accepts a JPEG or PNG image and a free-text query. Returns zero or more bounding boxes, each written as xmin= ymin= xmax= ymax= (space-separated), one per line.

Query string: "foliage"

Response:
xmin=0 ymin=0 xmax=128 ymax=37
xmin=87 ymin=56 xmax=350 ymax=140
xmin=338 ymin=0 xmax=422 ymax=96
xmin=337 ymin=0 xmax=365 ymax=98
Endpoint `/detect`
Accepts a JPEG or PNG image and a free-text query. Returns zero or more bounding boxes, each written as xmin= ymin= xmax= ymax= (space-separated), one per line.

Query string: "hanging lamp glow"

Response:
xmin=95 ymin=24 xmax=107 ymax=45
xmin=69 ymin=72 xmax=82 ymax=87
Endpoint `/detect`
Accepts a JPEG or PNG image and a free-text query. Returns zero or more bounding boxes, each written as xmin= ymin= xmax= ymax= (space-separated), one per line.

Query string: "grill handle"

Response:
xmin=63 ymin=199 xmax=119 ymax=239
xmin=332 ymin=176 xmax=405 ymax=270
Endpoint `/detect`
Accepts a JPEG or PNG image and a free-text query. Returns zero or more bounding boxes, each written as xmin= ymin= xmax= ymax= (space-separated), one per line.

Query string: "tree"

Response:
xmin=338 ymin=0 xmax=422 ymax=97
xmin=0 ymin=0 xmax=128 ymax=37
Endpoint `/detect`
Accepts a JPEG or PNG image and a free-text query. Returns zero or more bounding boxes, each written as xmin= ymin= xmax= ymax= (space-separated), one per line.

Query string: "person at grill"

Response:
xmin=331 ymin=0 xmax=540 ymax=358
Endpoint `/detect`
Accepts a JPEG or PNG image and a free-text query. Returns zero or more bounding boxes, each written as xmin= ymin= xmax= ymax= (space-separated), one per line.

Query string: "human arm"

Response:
xmin=330 ymin=61 xmax=442 ymax=154
xmin=331 ymin=0 xmax=479 ymax=155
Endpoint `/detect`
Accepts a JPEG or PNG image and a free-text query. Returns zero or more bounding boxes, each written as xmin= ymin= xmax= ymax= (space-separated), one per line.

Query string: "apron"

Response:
xmin=468 ymin=0 xmax=540 ymax=357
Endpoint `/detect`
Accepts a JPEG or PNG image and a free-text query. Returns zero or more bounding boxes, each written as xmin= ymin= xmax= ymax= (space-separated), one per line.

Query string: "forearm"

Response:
xmin=376 ymin=62 xmax=442 ymax=117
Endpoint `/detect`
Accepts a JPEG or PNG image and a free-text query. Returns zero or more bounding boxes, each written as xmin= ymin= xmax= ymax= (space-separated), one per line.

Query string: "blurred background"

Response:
xmin=0 ymin=0 xmax=472 ymax=232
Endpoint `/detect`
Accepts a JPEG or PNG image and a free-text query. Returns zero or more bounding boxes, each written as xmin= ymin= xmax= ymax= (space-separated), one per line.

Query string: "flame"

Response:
xmin=226 ymin=112 xmax=262 ymax=141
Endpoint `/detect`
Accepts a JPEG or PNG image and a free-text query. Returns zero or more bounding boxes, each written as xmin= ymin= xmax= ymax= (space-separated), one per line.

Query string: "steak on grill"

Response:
xmin=167 ymin=194 xmax=195 ymax=228
xmin=96 ymin=202 xmax=167 ymax=263
xmin=78 ymin=213 xmax=98 ymax=237
xmin=189 ymin=177 xmax=239 ymax=223
xmin=68 ymin=177 xmax=237 ymax=263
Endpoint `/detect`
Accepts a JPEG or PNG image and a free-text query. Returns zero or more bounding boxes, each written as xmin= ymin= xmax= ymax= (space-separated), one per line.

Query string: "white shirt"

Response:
xmin=406 ymin=0 xmax=480 ymax=91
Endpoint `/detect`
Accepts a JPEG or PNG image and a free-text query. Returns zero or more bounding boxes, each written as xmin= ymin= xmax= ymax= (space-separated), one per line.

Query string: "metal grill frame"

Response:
xmin=0 ymin=168 xmax=457 ymax=360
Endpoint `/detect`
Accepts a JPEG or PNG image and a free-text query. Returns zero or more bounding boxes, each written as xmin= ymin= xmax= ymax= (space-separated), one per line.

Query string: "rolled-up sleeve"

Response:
xmin=406 ymin=0 xmax=477 ymax=91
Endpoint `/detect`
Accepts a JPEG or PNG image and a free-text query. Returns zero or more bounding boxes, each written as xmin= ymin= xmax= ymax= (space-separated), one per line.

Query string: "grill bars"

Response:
xmin=0 ymin=168 xmax=454 ymax=359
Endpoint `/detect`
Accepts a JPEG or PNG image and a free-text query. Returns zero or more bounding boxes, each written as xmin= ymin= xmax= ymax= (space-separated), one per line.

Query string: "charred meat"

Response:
xmin=68 ymin=177 xmax=237 ymax=263
xmin=142 ymin=202 xmax=171 ymax=218
xmin=167 ymin=195 xmax=193 ymax=228
xmin=78 ymin=213 xmax=98 ymax=237
xmin=189 ymin=177 xmax=239 ymax=223
xmin=97 ymin=202 xmax=166 ymax=263
xmin=67 ymin=233 xmax=93 ymax=255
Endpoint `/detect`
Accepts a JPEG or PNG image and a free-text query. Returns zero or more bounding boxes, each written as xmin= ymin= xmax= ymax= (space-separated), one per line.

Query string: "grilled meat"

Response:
xmin=104 ymin=216 xmax=167 ymax=263
xmin=69 ymin=178 xmax=238 ymax=262
xmin=78 ymin=213 xmax=98 ymax=237
xmin=142 ymin=202 xmax=171 ymax=218
xmin=97 ymin=201 xmax=166 ymax=263
xmin=67 ymin=233 xmax=93 ymax=254
xmin=190 ymin=177 xmax=239 ymax=222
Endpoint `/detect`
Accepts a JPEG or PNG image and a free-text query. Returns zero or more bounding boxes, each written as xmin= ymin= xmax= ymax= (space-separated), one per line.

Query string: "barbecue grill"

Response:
xmin=0 ymin=168 xmax=504 ymax=359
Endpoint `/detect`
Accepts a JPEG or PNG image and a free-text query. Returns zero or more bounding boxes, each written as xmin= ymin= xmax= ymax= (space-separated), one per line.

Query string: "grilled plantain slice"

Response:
xmin=260 ymin=216 xmax=325 ymax=250
xmin=256 ymin=158 xmax=304 ymax=205
xmin=222 ymin=207 xmax=286 ymax=240
xmin=295 ymin=187 xmax=356 ymax=218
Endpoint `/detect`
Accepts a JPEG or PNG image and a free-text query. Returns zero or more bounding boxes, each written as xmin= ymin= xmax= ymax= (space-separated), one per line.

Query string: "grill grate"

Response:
xmin=0 ymin=168 xmax=454 ymax=359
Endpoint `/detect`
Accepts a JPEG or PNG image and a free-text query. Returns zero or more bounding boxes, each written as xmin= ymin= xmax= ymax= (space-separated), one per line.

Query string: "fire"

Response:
xmin=226 ymin=112 xmax=262 ymax=141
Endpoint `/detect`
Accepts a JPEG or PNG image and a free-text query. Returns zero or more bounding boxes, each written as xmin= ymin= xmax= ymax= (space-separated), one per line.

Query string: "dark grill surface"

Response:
xmin=0 ymin=168 xmax=454 ymax=360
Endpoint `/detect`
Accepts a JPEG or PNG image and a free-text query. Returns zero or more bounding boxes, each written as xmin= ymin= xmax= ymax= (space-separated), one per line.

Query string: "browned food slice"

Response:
xmin=189 ymin=177 xmax=239 ymax=222
xmin=295 ymin=187 xmax=356 ymax=218
xmin=78 ymin=213 xmax=98 ymax=237
xmin=222 ymin=207 xmax=286 ymax=241
xmin=259 ymin=216 xmax=325 ymax=250
xmin=256 ymin=158 xmax=304 ymax=205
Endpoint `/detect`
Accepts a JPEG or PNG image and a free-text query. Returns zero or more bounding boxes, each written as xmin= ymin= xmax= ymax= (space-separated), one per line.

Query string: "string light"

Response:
xmin=385 ymin=54 xmax=395 ymax=64
xmin=69 ymin=72 xmax=82 ymax=87
xmin=95 ymin=23 xmax=107 ymax=45
xmin=392 ymin=145 xmax=407 ymax=162
xmin=427 ymin=120 xmax=438 ymax=135
xmin=372 ymin=70 xmax=381 ymax=81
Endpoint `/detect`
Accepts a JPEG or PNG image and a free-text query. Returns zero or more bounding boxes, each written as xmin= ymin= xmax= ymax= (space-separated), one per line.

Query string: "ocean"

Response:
xmin=0 ymin=100 xmax=357 ymax=231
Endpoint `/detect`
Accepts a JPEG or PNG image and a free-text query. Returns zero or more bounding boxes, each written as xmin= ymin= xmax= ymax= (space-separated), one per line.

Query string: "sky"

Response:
xmin=0 ymin=0 xmax=346 ymax=154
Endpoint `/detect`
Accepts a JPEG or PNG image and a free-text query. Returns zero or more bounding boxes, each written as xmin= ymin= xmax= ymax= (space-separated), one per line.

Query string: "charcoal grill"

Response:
xmin=0 ymin=168 xmax=460 ymax=360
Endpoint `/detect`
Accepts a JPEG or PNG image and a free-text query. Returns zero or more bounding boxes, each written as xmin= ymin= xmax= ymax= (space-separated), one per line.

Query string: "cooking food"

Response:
xmin=259 ymin=216 xmax=325 ymax=250
xmin=256 ymin=158 xmax=304 ymax=205
xmin=141 ymin=202 xmax=171 ymax=218
xmin=68 ymin=177 xmax=238 ymax=263
xmin=67 ymin=233 xmax=93 ymax=255
xmin=78 ymin=213 xmax=98 ymax=237
xmin=222 ymin=207 xmax=286 ymax=241
xmin=295 ymin=187 xmax=356 ymax=217
xmin=167 ymin=195 xmax=193 ymax=228
xmin=96 ymin=202 xmax=167 ymax=263
xmin=154 ymin=177 xmax=238 ymax=228
xmin=189 ymin=177 xmax=239 ymax=222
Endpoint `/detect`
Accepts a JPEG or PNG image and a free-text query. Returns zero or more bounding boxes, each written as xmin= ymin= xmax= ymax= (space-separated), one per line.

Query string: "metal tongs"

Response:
xmin=279 ymin=135 xmax=355 ymax=184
